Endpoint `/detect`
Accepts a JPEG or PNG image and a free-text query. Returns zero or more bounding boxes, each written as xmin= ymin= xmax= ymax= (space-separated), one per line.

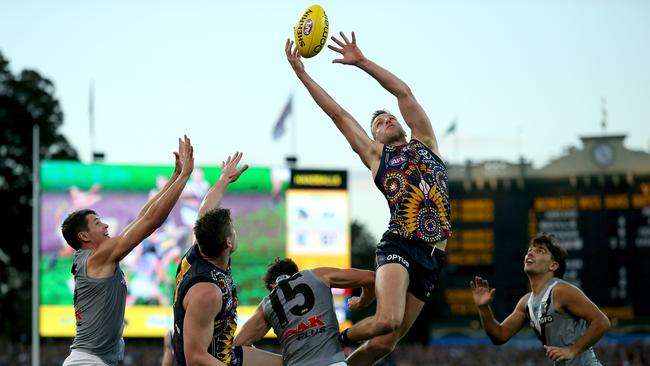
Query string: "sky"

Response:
xmin=1 ymin=0 xmax=649 ymax=239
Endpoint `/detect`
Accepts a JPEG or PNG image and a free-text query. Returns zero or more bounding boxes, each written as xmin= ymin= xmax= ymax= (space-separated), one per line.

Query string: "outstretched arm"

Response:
xmin=196 ymin=152 xmax=249 ymax=220
xmin=328 ymin=32 xmax=439 ymax=156
xmin=470 ymin=276 xmax=526 ymax=345
xmin=92 ymin=136 xmax=194 ymax=269
xmin=543 ymin=283 xmax=611 ymax=363
xmin=123 ymin=143 xmax=184 ymax=234
xmin=285 ymin=39 xmax=381 ymax=171
xmin=312 ymin=267 xmax=376 ymax=310
xmin=233 ymin=304 xmax=271 ymax=346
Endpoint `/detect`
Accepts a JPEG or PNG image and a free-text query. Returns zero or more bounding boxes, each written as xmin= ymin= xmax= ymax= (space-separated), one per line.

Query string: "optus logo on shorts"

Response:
xmin=386 ymin=254 xmax=409 ymax=268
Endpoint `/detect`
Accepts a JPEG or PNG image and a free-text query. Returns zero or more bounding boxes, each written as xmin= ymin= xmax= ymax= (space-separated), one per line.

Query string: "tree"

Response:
xmin=351 ymin=220 xmax=378 ymax=271
xmin=0 ymin=50 xmax=79 ymax=339
xmin=349 ymin=220 xmax=378 ymax=324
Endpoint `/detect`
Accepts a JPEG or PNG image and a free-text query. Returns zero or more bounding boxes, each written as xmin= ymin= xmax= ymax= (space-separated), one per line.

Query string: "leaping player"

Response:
xmin=285 ymin=31 xmax=451 ymax=366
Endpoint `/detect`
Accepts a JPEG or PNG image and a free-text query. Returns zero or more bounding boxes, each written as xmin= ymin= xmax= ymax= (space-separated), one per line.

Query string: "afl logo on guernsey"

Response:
xmin=389 ymin=156 xmax=407 ymax=166
xmin=303 ymin=19 xmax=313 ymax=35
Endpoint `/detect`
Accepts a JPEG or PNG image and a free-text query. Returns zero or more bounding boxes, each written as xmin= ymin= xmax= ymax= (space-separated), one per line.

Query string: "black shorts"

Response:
xmin=375 ymin=232 xmax=446 ymax=302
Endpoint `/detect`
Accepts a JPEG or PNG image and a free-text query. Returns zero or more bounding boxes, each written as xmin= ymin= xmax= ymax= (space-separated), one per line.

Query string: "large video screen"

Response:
xmin=40 ymin=161 xmax=289 ymax=337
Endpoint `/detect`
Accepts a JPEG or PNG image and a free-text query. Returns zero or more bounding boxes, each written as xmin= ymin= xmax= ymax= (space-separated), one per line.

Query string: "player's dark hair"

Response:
xmin=530 ymin=234 xmax=568 ymax=279
xmin=370 ymin=109 xmax=390 ymax=139
xmin=263 ymin=257 xmax=299 ymax=291
xmin=194 ymin=208 xmax=233 ymax=258
xmin=61 ymin=209 xmax=97 ymax=250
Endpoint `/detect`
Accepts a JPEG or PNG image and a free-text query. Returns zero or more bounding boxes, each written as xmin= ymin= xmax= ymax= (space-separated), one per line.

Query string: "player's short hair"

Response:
xmin=194 ymin=208 xmax=233 ymax=258
xmin=530 ymin=234 xmax=568 ymax=279
xmin=61 ymin=209 xmax=96 ymax=250
xmin=263 ymin=257 xmax=299 ymax=291
xmin=370 ymin=109 xmax=390 ymax=139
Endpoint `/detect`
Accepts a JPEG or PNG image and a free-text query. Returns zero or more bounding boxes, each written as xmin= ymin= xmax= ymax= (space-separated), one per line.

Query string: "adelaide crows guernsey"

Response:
xmin=172 ymin=245 xmax=239 ymax=366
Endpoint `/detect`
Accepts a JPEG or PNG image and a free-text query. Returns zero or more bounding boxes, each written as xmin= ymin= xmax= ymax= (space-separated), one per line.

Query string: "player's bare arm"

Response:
xmin=197 ymin=152 xmax=249 ymax=220
xmin=328 ymin=31 xmax=439 ymax=156
xmin=543 ymin=283 xmax=611 ymax=363
xmin=183 ymin=283 xmax=227 ymax=366
xmin=471 ymin=276 xmax=527 ymax=345
xmin=312 ymin=267 xmax=376 ymax=310
xmin=285 ymin=38 xmax=381 ymax=171
xmin=122 ymin=138 xmax=184 ymax=234
xmin=233 ymin=305 xmax=271 ymax=347
xmin=88 ymin=136 xmax=194 ymax=277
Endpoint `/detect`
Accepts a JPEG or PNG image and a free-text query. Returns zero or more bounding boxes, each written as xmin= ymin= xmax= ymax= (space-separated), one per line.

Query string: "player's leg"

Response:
xmin=346 ymin=292 xmax=424 ymax=366
xmin=240 ymin=345 xmax=282 ymax=366
xmin=344 ymin=263 xmax=410 ymax=342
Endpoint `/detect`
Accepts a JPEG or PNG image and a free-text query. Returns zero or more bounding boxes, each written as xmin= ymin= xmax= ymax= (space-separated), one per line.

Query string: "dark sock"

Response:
xmin=339 ymin=328 xmax=358 ymax=346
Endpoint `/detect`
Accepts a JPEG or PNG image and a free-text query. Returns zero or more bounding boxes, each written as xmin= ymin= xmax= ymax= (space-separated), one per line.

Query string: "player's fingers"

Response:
xmin=340 ymin=31 xmax=350 ymax=44
xmin=328 ymin=44 xmax=343 ymax=53
xmin=330 ymin=35 xmax=344 ymax=47
xmin=184 ymin=135 xmax=191 ymax=151
xmin=285 ymin=39 xmax=294 ymax=57
xmin=351 ymin=31 xmax=356 ymax=44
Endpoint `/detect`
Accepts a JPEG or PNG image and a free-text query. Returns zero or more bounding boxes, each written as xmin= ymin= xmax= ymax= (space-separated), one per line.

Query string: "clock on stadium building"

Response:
xmin=591 ymin=142 xmax=615 ymax=167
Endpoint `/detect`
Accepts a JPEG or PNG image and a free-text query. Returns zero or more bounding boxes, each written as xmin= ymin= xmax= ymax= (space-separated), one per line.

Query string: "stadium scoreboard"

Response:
xmin=443 ymin=175 xmax=650 ymax=323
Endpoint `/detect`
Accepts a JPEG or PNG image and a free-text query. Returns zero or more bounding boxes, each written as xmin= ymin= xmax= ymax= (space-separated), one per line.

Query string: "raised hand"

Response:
xmin=177 ymin=135 xmax=194 ymax=177
xmin=328 ymin=31 xmax=365 ymax=65
xmin=172 ymin=143 xmax=182 ymax=177
xmin=285 ymin=39 xmax=305 ymax=74
xmin=219 ymin=152 xmax=249 ymax=183
xmin=470 ymin=276 xmax=496 ymax=307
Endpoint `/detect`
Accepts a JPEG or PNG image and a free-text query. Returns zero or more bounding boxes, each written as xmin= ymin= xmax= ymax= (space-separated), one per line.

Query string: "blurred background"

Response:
xmin=1 ymin=0 xmax=649 ymax=365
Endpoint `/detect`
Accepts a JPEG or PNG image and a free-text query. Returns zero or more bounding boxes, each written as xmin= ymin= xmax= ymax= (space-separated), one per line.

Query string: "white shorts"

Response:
xmin=63 ymin=350 xmax=110 ymax=366
xmin=329 ymin=362 xmax=347 ymax=366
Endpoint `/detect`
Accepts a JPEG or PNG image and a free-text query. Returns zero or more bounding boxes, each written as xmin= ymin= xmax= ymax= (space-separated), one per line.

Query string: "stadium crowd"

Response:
xmin=1 ymin=336 xmax=648 ymax=366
